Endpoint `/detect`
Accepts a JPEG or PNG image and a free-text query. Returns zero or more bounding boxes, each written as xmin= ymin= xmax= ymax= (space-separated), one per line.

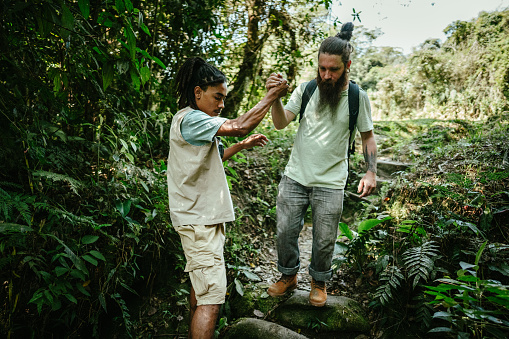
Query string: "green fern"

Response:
xmin=414 ymin=294 xmax=434 ymax=330
xmin=374 ymin=265 xmax=405 ymax=305
xmin=403 ymin=241 xmax=441 ymax=289
xmin=33 ymin=202 xmax=98 ymax=228
xmin=0 ymin=187 xmax=33 ymax=225
xmin=32 ymin=170 xmax=83 ymax=195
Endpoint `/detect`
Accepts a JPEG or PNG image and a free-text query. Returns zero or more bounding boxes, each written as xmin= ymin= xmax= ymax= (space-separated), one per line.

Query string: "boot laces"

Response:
xmin=312 ymin=279 xmax=325 ymax=290
xmin=279 ymin=274 xmax=295 ymax=283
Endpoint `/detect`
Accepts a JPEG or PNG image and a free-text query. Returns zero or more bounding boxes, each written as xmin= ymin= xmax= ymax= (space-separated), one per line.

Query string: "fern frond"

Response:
xmin=414 ymin=294 xmax=434 ymax=330
xmin=34 ymin=202 xmax=97 ymax=227
xmin=32 ymin=170 xmax=83 ymax=195
xmin=0 ymin=187 xmax=12 ymax=221
xmin=403 ymin=241 xmax=441 ymax=289
xmin=0 ymin=188 xmax=33 ymax=225
xmin=375 ymin=265 xmax=405 ymax=305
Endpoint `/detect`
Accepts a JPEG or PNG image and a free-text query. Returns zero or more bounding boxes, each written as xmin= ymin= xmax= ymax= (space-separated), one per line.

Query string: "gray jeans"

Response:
xmin=276 ymin=175 xmax=344 ymax=281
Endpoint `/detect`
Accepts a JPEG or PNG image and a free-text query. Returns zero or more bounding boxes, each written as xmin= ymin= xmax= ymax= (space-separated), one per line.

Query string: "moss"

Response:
xmin=229 ymin=286 xmax=283 ymax=319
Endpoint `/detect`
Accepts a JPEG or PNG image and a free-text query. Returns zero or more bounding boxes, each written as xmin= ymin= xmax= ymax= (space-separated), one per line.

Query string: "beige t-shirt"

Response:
xmin=283 ymin=81 xmax=374 ymax=189
xmin=167 ymin=107 xmax=235 ymax=226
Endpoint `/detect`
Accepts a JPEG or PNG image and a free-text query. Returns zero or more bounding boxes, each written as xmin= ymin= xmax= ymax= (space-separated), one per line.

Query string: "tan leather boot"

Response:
xmin=309 ymin=278 xmax=327 ymax=307
xmin=267 ymin=274 xmax=297 ymax=297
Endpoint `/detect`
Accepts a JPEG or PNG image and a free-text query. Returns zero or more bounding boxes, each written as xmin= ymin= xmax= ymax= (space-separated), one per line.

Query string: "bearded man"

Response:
xmin=266 ymin=22 xmax=377 ymax=307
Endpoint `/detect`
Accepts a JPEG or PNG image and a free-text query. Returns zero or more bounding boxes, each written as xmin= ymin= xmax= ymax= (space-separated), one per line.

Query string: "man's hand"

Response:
xmin=266 ymin=73 xmax=288 ymax=98
xmin=357 ymin=171 xmax=376 ymax=198
xmin=240 ymin=134 xmax=268 ymax=150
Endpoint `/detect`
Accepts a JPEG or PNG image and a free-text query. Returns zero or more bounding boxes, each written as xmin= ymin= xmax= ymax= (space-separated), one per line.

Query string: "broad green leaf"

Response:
xmin=115 ymin=0 xmax=125 ymax=13
xmin=140 ymin=22 xmax=151 ymax=36
xmin=120 ymin=139 xmax=129 ymax=150
xmin=475 ymin=240 xmax=488 ymax=266
xmin=124 ymin=25 xmax=136 ymax=59
xmin=81 ymin=235 xmax=99 ymax=244
xmin=60 ymin=4 xmax=74 ymax=39
xmin=428 ymin=327 xmax=455 ymax=333
xmin=76 ymin=283 xmax=91 ymax=296
xmin=234 ymin=278 xmax=244 ymax=296
xmin=124 ymin=0 xmax=133 ymax=12
xmin=338 ymin=222 xmax=353 ymax=240
xmin=70 ymin=269 xmax=86 ymax=281
xmin=116 ymin=200 xmax=131 ymax=217
xmin=125 ymin=153 xmax=134 ymax=163
xmin=98 ymin=293 xmax=107 ymax=312
xmin=130 ymin=67 xmax=140 ymax=91
xmin=55 ymin=266 xmax=68 ymax=277
xmin=90 ymin=250 xmax=106 ymax=261
xmin=140 ymin=180 xmax=149 ymax=193
xmin=102 ymin=62 xmax=114 ymax=91
xmin=120 ymin=281 xmax=139 ymax=295
xmin=140 ymin=66 xmax=150 ymax=85
xmin=82 ymin=255 xmax=98 ymax=266
xmin=242 ymin=270 xmax=261 ymax=282
xmin=78 ymin=0 xmax=90 ymax=19
xmin=151 ymin=56 xmax=166 ymax=69
xmin=358 ymin=216 xmax=391 ymax=235
xmin=130 ymin=141 xmax=137 ymax=153
xmin=65 ymin=294 xmax=77 ymax=304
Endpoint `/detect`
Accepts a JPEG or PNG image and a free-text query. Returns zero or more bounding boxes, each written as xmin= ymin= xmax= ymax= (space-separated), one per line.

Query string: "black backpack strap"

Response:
xmin=345 ymin=80 xmax=360 ymax=189
xmin=299 ymin=79 xmax=317 ymax=122
xmin=347 ymin=80 xmax=360 ymax=155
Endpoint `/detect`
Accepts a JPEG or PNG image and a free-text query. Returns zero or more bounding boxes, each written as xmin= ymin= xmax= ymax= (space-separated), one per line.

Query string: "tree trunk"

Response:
xmin=221 ymin=0 xmax=265 ymax=119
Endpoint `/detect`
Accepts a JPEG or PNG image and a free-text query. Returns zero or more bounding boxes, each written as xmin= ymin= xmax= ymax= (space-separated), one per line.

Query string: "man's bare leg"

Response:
xmin=188 ymin=286 xmax=220 ymax=339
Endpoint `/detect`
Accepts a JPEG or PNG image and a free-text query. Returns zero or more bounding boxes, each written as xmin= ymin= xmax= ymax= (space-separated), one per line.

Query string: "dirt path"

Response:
xmin=258 ymin=224 xmax=315 ymax=291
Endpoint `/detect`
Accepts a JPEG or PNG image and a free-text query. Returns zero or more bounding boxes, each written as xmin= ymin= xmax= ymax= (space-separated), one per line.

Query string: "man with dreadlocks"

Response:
xmin=266 ymin=22 xmax=378 ymax=307
xmin=167 ymin=57 xmax=288 ymax=338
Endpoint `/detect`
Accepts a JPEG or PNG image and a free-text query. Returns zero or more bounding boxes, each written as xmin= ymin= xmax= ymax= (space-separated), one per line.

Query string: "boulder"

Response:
xmin=223 ymin=318 xmax=307 ymax=339
xmin=272 ymin=290 xmax=370 ymax=336
xmin=377 ymin=160 xmax=411 ymax=178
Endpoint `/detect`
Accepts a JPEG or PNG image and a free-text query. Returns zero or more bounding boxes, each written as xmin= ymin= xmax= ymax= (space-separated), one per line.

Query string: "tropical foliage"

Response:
xmin=1 ymin=0 xmax=508 ymax=337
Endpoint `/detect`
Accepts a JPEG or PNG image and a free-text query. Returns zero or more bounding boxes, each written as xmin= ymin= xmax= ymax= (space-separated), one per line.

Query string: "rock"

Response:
xmin=377 ymin=160 xmax=411 ymax=178
xmin=223 ymin=318 xmax=307 ymax=339
xmin=272 ymin=290 xmax=370 ymax=335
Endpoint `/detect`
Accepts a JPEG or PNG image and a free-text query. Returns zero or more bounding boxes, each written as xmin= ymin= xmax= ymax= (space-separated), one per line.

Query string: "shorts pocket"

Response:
xmin=187 ymin=254 xmax=215 ymax=297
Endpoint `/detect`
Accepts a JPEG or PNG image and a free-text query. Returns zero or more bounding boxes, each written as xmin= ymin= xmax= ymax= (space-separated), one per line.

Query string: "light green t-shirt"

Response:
xmin=283 ymin=81 xmax=374 ymax=189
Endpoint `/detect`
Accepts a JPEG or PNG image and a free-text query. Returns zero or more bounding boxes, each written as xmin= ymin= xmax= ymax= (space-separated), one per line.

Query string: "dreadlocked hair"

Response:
xmin=175 ymin=57 xmax=227 ymax=109
xmin=318 ymin=22 xmax=354 ymax=66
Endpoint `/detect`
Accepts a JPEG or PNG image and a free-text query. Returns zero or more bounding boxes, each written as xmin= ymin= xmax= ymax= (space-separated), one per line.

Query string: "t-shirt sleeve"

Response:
xmin=284 ymin=82 xmax=306 ymax=117
xmin=181 ymin=110 xmax=227 ymax=146
xmin=356 ymin=89 xmax=374 ymax=133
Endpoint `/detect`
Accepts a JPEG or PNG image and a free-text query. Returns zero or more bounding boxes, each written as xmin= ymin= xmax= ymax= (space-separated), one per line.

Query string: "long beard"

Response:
xmin=316 ymin=69 xmax=348 ymax=118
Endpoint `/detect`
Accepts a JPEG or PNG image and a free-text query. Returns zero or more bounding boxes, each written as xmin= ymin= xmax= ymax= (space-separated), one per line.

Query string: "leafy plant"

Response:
xmin=425 ymin=241 xmax=509 ymax=338
xmin=334 ymin=216 xmax=391 ymax=272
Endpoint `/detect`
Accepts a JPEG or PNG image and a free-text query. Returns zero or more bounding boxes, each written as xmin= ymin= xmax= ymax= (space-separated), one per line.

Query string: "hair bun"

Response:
xmin=337 ymin=22 xmax=354 ymax=41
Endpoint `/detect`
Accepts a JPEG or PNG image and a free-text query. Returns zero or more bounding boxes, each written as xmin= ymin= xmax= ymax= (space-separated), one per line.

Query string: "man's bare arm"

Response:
xmin=217 ymin=82 xmax=288 ymax=137
xmin=358 ymin=130 xmax=377 ymax=197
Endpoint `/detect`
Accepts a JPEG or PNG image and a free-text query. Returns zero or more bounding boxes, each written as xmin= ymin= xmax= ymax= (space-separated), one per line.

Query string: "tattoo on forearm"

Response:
xmin=363 ymin=145 xmax=377 ymax=174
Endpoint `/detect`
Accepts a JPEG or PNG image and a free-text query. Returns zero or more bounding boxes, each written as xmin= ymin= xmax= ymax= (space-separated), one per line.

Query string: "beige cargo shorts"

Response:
xmin=174 ymin=223 xmax=226 ymax=306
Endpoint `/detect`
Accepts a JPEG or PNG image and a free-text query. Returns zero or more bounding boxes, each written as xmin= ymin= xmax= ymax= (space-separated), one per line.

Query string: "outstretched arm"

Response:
xmin=217 ymin=80 xmax=288 ymax=137
xmin=221 ymin=134 xmax=268 ymax=162
xmin=266 ymin=73 xmax=295 ymax=130
xmin=358 ymin=130 xmax=377 ymax=197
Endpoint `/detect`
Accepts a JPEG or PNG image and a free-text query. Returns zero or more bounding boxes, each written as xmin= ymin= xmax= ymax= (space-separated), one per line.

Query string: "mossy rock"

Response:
xmin=228 ymin=283 xmax=284 ymax=318
xmin=272 ymin=290 xmax=370 ymax=336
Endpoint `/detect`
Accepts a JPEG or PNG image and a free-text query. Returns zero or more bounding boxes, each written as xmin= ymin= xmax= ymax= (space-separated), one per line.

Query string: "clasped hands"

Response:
xmin=266 ymin=73 xmax=289 ymax=98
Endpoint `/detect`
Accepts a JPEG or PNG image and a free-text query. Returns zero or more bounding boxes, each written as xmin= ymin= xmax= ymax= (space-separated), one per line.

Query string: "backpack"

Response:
xmin=298 ymin=79 xmax=360 ymax=188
